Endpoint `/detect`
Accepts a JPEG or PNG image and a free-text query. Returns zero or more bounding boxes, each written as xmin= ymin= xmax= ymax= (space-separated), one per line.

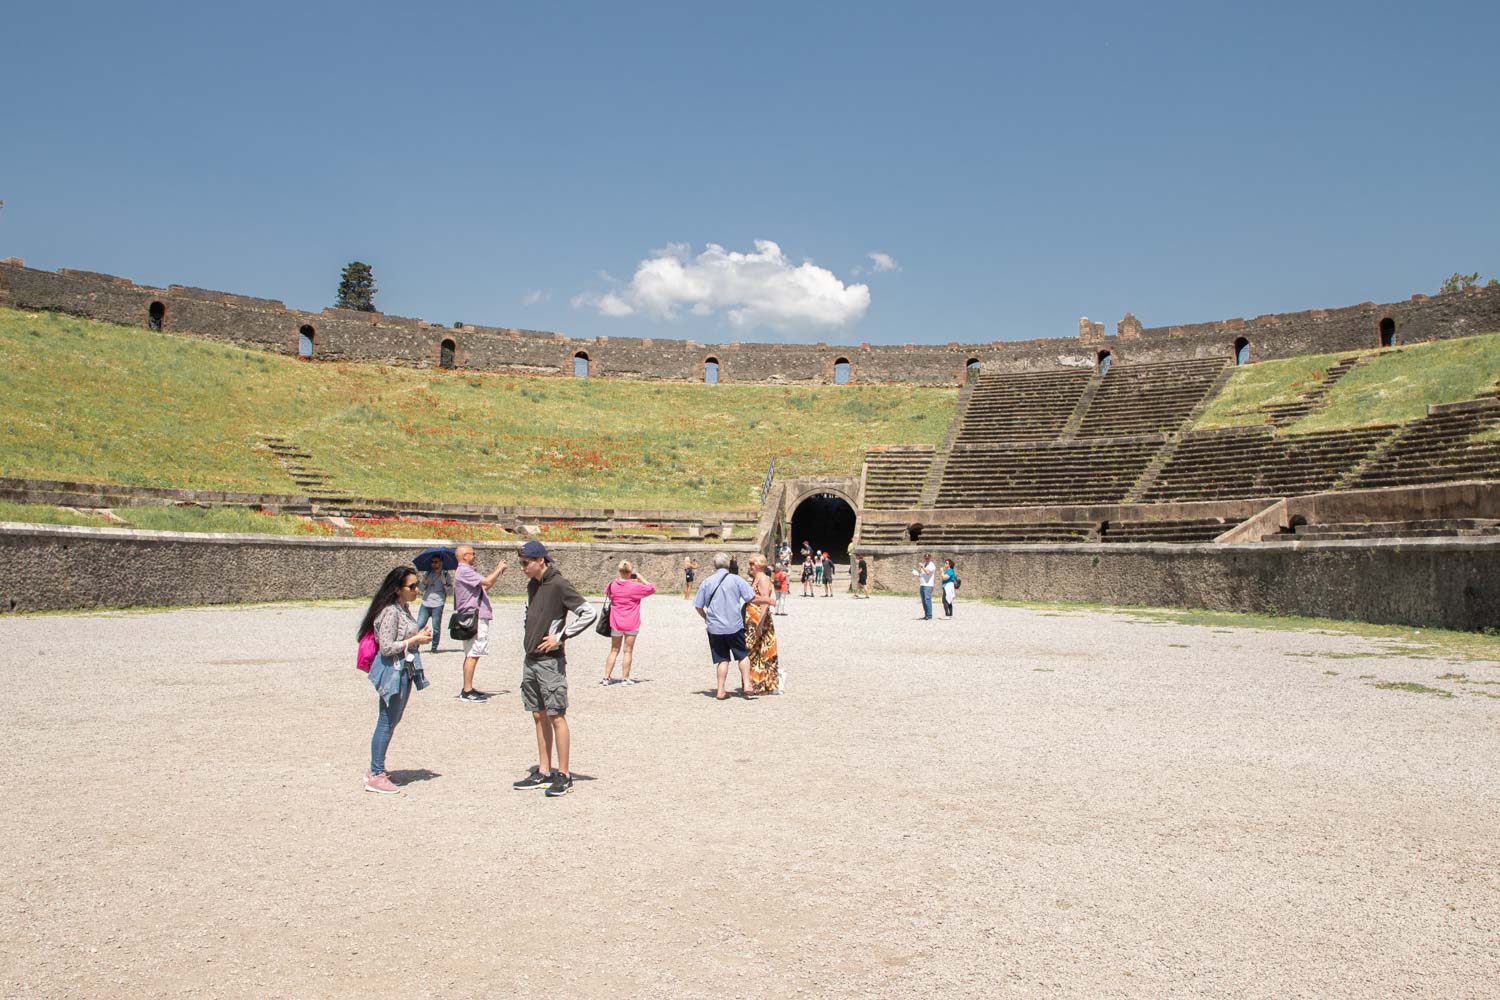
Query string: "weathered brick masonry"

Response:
xmin=3 ymin=259 xmax=1498 ymax=384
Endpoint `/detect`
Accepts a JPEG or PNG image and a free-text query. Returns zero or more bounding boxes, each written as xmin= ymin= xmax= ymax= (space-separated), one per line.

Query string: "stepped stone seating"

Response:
xmin=1348 ymin=402 xmax=1500 ymax=489
xmin=954 ymin=370 xmax=1092 ymax=444
xmin=1098 ymin=517 xmax=1243 ymax=543
xmin=935 ymin=439 xmax=1160 ymax=507
xmin=916 ymin=521 xmax=1096 ymax=544
xmin=1075 ymin=358 xmax=1229 ymax=438
xmin=1142 ymin=425 xmax=1395 ymax=502
xmin=1290 ymin=517 xmax=1500 ymax=541
xmin=862 ymin=447 xmax=934 ymax=509
xmin=1256 ymin=355 xmax=1363 ymax=426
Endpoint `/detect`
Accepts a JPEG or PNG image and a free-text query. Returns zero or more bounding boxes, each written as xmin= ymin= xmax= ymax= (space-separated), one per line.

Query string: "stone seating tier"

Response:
xmin=1075 ymin=358 xmax=1230 ymax=439
xmin=954 ymin=370 xmax=1093 ymax=444
xmin=1349 ymin=405 xmax=1500 ymax=489
xmin=1290 ymin=518 xmax=1500 ymax=541
xmin=1142 ymin=426 xmax=1396 ymax=502
xmin=936 ymin=440 xmax=1160 ymax=507
xmin=1098 ymin=517 xmax=1243 ymax=543
xmin=861 ymin=448 xmax=936 ymax=510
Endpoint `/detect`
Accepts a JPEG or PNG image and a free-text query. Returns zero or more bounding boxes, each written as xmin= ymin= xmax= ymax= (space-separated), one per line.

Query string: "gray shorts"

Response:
xmin=521 ymin=655 xmax=568 ymax=716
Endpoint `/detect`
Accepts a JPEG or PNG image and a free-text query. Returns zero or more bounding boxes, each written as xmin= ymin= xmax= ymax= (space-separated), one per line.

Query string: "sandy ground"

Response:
xmin=3 ymin=592 xmax=1499 ymax=999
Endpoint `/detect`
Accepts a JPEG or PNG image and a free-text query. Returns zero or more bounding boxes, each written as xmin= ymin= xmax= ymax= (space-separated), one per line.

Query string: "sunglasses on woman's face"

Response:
xmin=402 ymin=581 xmax=419 ymax=590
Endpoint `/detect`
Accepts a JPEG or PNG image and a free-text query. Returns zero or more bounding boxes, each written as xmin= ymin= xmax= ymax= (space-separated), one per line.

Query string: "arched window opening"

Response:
xmin=1096 ymin=350 xmax=1112 ymax=375
xmin=573 ymin=351 xmax=590 ymax=378
xmin=1233 ymin=337 xmax=1250 ymax=366
xmin=704 ymin=357 xmax=720 ymax=384
xmin=965 ymin=358 xmax=981 ymax=381
xmin=834 ymin=358 xmax=851 ymax=385
xmin=906 ymin=522 xmax=924 ymax=542
xmin=440 ymin=338 xmax=456 ymax=369
xmin=147 ymin=301 xmax=165 ymax=331
xmin=298 ymin=324 xmax=315 ymax=358
xmin=1379 ymin=318 xmax=1397 ymax=348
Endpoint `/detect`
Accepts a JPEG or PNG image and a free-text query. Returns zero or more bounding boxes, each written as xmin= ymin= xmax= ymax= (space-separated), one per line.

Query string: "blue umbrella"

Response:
xmin=413 ymin=546 xmax=458 ymax=571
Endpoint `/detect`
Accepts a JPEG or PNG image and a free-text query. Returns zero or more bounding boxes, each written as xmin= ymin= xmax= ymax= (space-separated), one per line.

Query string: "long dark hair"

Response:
xmin=359 ymin=566 xmax=417 ymax=637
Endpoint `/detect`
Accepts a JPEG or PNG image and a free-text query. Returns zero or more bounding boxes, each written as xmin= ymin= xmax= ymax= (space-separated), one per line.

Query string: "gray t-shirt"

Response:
xmin=421 ymin=570 xmax=450 ymax=608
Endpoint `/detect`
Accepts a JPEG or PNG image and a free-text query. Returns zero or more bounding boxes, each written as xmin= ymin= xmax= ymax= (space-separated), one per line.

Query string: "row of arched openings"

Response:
xmin=569 ymin=352 xmax=860 ymax=383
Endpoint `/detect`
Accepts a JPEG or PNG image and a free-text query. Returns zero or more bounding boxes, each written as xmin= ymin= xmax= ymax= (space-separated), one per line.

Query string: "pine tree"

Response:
xmin=335 ymin=261 xmax=378 ymax=312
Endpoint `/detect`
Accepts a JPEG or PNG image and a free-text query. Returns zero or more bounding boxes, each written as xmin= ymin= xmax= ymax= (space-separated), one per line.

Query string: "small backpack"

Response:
xmin=356 ymin=631 xmax=378 ymax=673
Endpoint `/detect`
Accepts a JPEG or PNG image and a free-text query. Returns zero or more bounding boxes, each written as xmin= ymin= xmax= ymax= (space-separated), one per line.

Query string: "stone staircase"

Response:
xmin=1256 ymin=354 xmax=1368 ymax=427
xmin=861 ymin=446 xmax=935 ymax=510
xmin=256 ymin=435 xmax=354 ymax=504
xmin=1347 ymin=399 xmax=1500 ymax=489
xmin=1074 ymin=358 xmax=1230 ymax=439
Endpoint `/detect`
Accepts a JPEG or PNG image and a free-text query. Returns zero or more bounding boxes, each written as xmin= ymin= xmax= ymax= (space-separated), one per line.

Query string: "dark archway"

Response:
xmin=148 ymin=301 xmax=165 ymax=331
xmin=299 ymin=324 xmax=316 ymax=358
xmin=573 ymin=351 xmax=590 ymax=377
xmin=704 ymin=356 xmax=720 ymax=384
xmin=1233 ymin=336 xmax=1250 ymax=366
xmin=440 ymin=338 xmax=456 ymax=368
xmin=965 ymin=358 xmax=981 ymax=381
xmin=1379 ymin=318 xmax=1396 ymax=348
xmin=1096 ymin=349 xmax=1112 ymax=375
xmin=833 ymin=357 xmax=851 ymax=385
xmin=789 ymin=493 xmax=857 ymax=564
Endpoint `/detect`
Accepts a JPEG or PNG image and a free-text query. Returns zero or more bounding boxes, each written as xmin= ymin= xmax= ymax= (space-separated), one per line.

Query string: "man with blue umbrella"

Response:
xmin=412 ymin=547 xmax=456 ymax=654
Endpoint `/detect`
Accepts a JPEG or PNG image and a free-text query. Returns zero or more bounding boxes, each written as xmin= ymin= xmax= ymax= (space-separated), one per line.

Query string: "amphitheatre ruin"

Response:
xmin=3 ymin=257 xmax=1500 ymax=997
xmin=1 ymin=257 xmax=1497 ymax=626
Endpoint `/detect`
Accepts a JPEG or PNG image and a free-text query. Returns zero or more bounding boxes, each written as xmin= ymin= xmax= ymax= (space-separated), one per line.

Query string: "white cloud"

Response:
xmin=574 ymin=240 xmax=870 ymax=331
xmin=867 ymin=251 xmax=900 ymax=273
xmin=521 ymin=288 xmax=550 ymax=305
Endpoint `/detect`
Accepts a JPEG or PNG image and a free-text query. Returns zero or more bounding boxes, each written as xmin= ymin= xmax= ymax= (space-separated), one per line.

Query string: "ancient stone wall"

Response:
xmin=5 ymin=259 xmax=1499 ymax=384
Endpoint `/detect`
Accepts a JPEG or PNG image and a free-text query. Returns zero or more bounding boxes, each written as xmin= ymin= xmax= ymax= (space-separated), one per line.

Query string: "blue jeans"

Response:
xmin=415 ymin=604 xmax=443 ymax=649
xmin=370 ymin=674 xmax=411 ymax=775
xmin=919 ymin=585 xmax=933 ymax=619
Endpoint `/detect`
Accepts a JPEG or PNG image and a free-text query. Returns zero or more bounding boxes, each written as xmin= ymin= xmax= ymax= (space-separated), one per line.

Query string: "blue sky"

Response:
xmin=3 ymin=1 xmax=1497 ymax=345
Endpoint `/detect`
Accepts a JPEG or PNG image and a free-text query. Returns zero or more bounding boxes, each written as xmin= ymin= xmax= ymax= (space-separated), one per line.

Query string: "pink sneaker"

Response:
xmin=364 ymin=771 xmax=399 ymax=794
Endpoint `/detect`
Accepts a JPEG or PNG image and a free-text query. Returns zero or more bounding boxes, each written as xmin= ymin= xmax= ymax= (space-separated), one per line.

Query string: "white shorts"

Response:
xmin=463 ymin=618 xmax=490 ymax=657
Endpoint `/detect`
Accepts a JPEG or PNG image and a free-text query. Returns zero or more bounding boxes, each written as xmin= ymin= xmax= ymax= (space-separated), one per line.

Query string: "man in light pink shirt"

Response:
xmin=453 ymin=544 xmax=506 ymax=701
xmin=601 ymin=559 xmax=656 ymax=686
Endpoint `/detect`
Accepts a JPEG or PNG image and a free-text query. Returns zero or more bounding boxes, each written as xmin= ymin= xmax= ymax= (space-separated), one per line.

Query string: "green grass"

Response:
xmin=982 ymin=598 xmax=1500 ymax=662
xmin=0 ymin=307 xmax=954 ymax=510
xmin=1195 ymin=332 xmax=1500 ymax=433
xmin=114 ymin=506 xmax=331 ymax=535
xmin=0 ymin=500 xmax=114 ymax=527
xmin=1371 ymin=681 xmax=1454 ymax=699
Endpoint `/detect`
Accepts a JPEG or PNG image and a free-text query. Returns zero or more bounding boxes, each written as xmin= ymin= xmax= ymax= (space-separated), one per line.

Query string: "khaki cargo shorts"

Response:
xmin=521 ymin=655 xmax=568 ymax=716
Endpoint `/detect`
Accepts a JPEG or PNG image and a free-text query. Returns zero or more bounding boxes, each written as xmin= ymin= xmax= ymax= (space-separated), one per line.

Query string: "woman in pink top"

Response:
xmin=601 ymin=560 xmax=657 ymax=686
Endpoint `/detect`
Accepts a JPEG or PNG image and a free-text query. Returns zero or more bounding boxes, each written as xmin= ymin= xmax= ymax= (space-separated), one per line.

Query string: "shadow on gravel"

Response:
xmin=388 ymin=769 xmax=442 ymax=785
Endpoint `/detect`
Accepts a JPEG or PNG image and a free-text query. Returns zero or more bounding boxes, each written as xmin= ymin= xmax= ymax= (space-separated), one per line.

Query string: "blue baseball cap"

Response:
xmin=518 ymin=540 xmax=551 ymax=561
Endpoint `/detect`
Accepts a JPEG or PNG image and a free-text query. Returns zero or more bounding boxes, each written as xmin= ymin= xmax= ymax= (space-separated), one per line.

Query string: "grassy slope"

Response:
xmin=0 ymin=308 xmax=954 ymax=510
xmin=1196 ymin=332 xmax=1500 ymax=433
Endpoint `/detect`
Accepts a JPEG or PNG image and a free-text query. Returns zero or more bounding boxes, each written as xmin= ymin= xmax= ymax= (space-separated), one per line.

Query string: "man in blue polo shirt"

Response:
xmin=693 ymin=552 xmax=756 ymax=701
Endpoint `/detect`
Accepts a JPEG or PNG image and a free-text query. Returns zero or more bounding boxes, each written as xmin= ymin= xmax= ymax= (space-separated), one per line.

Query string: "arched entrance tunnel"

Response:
xmin=788 ymin=493 xmax=857 ymax=564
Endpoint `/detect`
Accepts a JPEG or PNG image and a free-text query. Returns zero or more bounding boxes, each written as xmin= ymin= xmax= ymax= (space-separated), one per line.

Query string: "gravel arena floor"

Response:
xmin=4 ymin=592 xmax=1499 ymax=999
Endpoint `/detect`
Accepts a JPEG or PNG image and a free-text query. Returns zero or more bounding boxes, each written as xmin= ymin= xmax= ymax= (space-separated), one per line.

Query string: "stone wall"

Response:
xmin=6 ymin=525 xmax=1494 ymax=630
xmin=858 ymin=539 xmax=1499 ymax=631
xmin=0 ymin=525 xmax=754 ymax=613
xmin=5 ymin=259 xmax=1499 ymax=385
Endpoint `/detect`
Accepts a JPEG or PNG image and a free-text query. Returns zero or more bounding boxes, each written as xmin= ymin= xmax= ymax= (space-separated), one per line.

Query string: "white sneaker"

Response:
xmin=620 ymin=678 xmax=638 ymax=686
xmin=598 ymin=677 xmax=612 ymax=686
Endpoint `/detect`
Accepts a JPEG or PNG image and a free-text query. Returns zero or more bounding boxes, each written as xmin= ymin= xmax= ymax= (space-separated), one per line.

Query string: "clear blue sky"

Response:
xmin=3 ymin=1 xmax=1497 ymax=345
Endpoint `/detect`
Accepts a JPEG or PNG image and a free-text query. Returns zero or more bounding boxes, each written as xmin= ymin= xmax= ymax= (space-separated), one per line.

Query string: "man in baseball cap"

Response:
xmin=510 ymin=540 xmax=597 ymax=797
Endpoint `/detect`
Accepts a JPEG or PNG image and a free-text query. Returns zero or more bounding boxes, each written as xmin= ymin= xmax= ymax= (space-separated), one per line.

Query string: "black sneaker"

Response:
xmin=459 ymin=689 xmax=484 ymax=702
xmin=544 ymin=772 xmax=574 ymax=797
xmin=513 ymin=768 xmax=551 ymax=790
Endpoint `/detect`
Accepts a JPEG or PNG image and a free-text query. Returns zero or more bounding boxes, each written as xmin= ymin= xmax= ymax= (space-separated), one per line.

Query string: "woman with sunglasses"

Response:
xmin=358 ymin=566 xmax=432 ymax=794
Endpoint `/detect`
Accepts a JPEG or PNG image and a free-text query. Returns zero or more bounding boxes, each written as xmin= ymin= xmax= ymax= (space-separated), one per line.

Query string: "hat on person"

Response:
xmin=518 ymin=540 xmax=551 ymax=562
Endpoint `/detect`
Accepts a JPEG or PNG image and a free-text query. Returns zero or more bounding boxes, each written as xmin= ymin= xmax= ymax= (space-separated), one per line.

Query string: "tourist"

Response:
xmin=693 ymin=551 xmax=756 ymax=700
xmin=682 ymin=557 xmax=698 ymax=600
xmin=813 ymin=554 xmax=823 ymax=590
xmin=855 ymin=552 xmax=869 ymax=598
xmin=453 ymin=544 xmax=506 ymax=701
xmin=511 ymin=541 xmax=597 ymax=798
xmin=779 ymin=540 xmax=792 ymax=566
xmin=801 ymin=555 xmax=815 ymax=597
xmin=773 ymin=561 xmax=789 ymax=615
xmin=800 ymin=539 xmax=812 ymax=562
xmin=601 ymin=560 xmax=655 ymax=686
xmin=415 ymin=554 xmax=450 ymax=653
xmin=745 ymin=554 xmax=781 ymax=694
xmin=822 ymin=551 xmax=835 ymax=597
xmin=913 ymin=553 xmax=936 ymax=620
xmin=941 ymin=558 xmax=957 ymax=619
xmin=729 ymin=554 xmax=740 ymax=578
xmin=359 ymin=566 xmax=432 ymax=795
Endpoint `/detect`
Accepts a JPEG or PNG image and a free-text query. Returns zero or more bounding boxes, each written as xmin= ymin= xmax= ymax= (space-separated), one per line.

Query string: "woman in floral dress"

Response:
xmin=744 ymin=554 xmax=780 ymax=694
